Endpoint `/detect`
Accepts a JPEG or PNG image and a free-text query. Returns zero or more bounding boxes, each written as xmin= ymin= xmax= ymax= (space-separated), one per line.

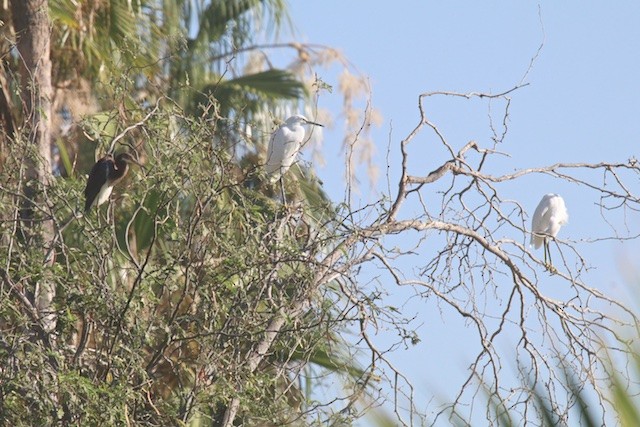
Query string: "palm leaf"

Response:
xmin=303 ymin=345 xmax=366 ymax=380
xmin=55 ymin=139 xmax=74 ymax=178
xmin=196 ymin=0 xmax=289 ymax=45
xmin=49 ymin=0 xmax=81 ymax=28
xmin=562 ymin=367 xmax=598 ymax=427
xmin=133 ymin=189 xmax=163 ymax=252
xmin=610 ymin=368 xmax=640 ymax=426
xmin=213 ymin=70 xmax=306 ymax=100
xmin=193 ymin=69 xmax=306 ymax=117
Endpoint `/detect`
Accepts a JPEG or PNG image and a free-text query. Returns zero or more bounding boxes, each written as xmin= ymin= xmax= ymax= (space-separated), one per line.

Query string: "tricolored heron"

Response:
xmin=265 ymin=114 xmax=323 ymax=203
xmin=84 ymin=152 xmax=142 ymax=212
xmin=531 ymin=193 xmax=569 ymax=271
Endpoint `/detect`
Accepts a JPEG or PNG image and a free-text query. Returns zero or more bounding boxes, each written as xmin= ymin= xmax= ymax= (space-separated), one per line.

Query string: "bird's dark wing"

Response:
xmin=84 ymin=157 xmax=112 ymax=212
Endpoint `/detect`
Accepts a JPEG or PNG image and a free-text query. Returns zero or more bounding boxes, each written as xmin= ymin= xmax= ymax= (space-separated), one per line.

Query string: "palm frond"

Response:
xmin=216 ymin=69 xmax=307 ymax=100
xmin=193 ymin=69 xmax=306 ymax=117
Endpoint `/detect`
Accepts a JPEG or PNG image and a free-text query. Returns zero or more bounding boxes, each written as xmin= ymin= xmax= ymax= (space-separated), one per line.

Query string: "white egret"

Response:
xmin=265 ymin=114 xmax=323 ymax=203
xmin=531 ymin=193 xmax=569 ymax=271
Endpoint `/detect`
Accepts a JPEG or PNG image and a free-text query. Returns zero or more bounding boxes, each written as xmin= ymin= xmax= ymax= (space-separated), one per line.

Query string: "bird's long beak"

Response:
xmin=131 ymin=157 xmax=146 ymax=171
xmin=305 ymin=119 xmax=324 ymax=127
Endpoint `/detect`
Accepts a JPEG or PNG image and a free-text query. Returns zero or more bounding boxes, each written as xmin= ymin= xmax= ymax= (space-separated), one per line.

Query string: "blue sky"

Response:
xmin=289 ymin=1 xmax=639 ymax=167
xmin=285 ymin=1 xmax=640 ymax=424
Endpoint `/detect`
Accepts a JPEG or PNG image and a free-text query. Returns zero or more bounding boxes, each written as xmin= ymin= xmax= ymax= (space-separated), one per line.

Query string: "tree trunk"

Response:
xmin=11 ymin=0 xmax=56 ymax=332
xmin=0 ymin=61 xmax=16 ymax=169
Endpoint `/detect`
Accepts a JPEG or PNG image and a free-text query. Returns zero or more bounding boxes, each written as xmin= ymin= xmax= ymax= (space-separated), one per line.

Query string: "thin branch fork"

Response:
xmin=108 ymin=97 xmax=163 ymax=153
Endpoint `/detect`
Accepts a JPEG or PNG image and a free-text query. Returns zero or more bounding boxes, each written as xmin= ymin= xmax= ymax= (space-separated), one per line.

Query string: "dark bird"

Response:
xmin=84 ymin=152 xmax=142 ymax=212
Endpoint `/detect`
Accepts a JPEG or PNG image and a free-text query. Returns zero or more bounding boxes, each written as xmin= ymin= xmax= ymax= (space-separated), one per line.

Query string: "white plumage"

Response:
xmin=531 ymin=194 xmax=569 ymax=247
xmin=531 ymin=193 xmax=569 ymax=269
xmin=265 ymin=114 xmax=323 ymax=184
xmin=94 ymin=183 xmax=114 ymax=208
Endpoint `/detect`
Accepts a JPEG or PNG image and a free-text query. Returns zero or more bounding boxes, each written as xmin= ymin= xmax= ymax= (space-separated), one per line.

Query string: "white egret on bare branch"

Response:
xmin=531 ymin=193 xmax=569 ymax=271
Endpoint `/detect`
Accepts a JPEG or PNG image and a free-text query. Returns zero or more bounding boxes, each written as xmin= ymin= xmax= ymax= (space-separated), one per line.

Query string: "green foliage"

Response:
xmin=1 ymin=1 xmax=375 ymax=425
xmin=0 ymin=87 xmax=366 ymax=426
xmin=479 ymin=350 xmax=640 ymax=427
xmin=49 ymin=0 xmax=165 ymax=81
xmin=195 ymin=70 xmax=308 ymax=118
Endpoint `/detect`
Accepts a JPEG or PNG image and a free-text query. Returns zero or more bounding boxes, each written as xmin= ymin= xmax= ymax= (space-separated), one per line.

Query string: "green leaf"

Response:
xmin=200 ymin=69 xmax=306 ymax=108
xmin=133 ymin=189 xmax=162 ymax=251
xmin=55 ymin=138 xmax=73 ymax=177
xmin=220 ymin=69 xmax=307 ymax=99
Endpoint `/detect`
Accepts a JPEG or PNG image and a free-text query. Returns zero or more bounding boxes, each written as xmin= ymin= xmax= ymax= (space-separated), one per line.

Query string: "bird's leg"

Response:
xmin=544 ymin=240 xmax=557 ymax=274
xmin=94 ymin=205 xmax=104 ymax=229
xmin=279 ymin=176 xmax=287 ymax=206
xmin=106 ymin=202 xmax=112 ymax=225
xmin=98 ymin=202 xmax=113 ymax=233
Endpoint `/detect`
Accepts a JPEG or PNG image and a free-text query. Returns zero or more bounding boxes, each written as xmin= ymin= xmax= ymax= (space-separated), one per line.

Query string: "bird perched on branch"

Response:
xmin=265 ymin=114 xmax=323 ymax=203
xmin=531 ymin=193 xmax=569 ymax=271
xmin=84 ymin=152 xmax=142 ymax=212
